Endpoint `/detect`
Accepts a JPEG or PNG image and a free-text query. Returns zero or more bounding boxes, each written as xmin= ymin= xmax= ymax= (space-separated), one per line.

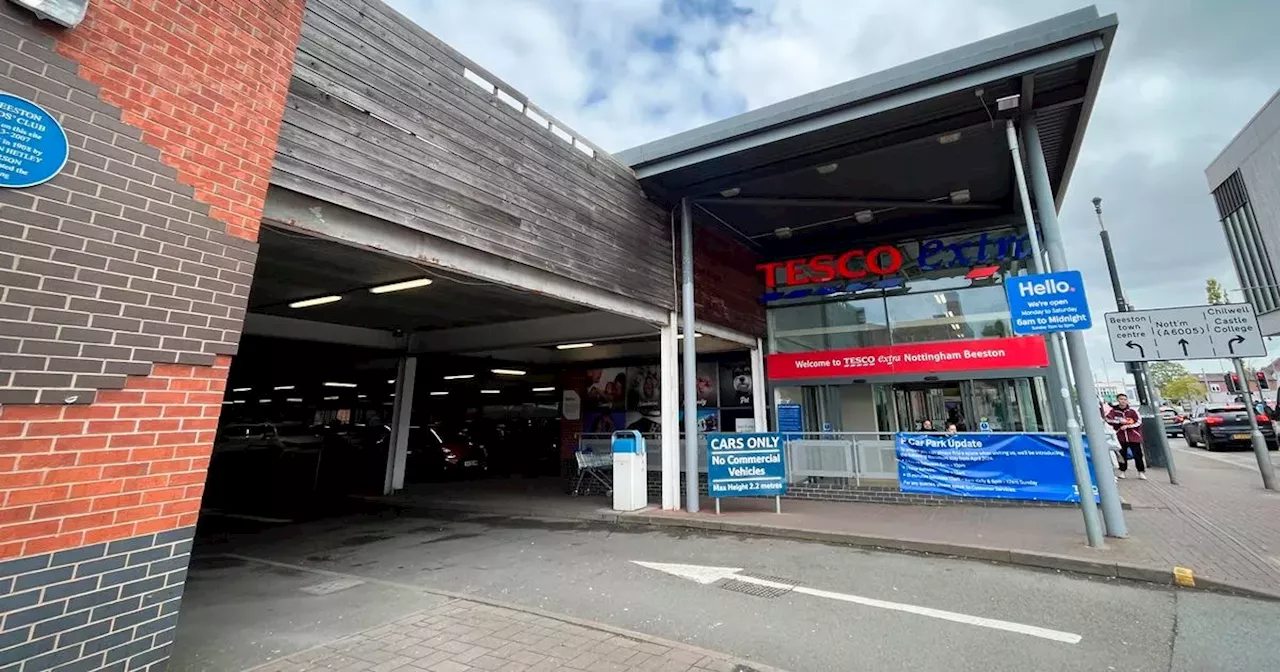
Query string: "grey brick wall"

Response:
xmin=0 ymin=527 xmax=194 ymax=672
xmin=0 ymin=4 xmax=257 ymax=406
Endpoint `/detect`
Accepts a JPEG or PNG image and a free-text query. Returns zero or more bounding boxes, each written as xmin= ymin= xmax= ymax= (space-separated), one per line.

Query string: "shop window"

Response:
xmin=885 ymin=285 xmax=1010 ymax=344
xmin=771 ymin=297 xmax=890 ymax=353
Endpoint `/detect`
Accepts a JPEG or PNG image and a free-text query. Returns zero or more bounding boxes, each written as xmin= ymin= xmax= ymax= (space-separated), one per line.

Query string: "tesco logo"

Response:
xmin=756 ymin=245 xmax=904 ymax=288
xmin=1017 ymin=278 xmax=1074 ymax=296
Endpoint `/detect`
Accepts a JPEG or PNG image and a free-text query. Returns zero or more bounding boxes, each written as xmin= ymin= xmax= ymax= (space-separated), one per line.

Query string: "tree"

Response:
xmin=1206 ymin=278 xmax=1227 ymax=305
xmin=1149 ymin=361 xmax=1190 ymax=395
xmin=1163 ymin=375 xmax=1208 ymax=404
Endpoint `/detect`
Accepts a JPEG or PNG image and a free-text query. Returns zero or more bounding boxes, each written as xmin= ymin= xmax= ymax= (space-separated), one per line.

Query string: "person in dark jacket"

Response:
xmin=1104 ymin=393 xmax=1146 ymax=479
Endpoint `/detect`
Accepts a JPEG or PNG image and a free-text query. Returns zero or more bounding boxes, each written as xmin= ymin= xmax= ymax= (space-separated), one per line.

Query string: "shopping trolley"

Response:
xmin=572 ymin=449 xmax=613 ymax=496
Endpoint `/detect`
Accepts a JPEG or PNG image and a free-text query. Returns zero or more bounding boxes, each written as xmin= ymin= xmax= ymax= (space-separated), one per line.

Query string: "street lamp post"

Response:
xmin=1093 ymin=197 xmax=1177 ymax=484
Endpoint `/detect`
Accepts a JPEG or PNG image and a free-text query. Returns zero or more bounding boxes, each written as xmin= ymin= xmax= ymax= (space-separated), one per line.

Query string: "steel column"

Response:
xmin=680 ymin=198 xmax=700 ymax=512
xmin=1022 ymin=115 xmax=1127 ymax=537
xmin=660 ymin=311 xmax=679 ymax=509
xmin=752 ymin=339 xmax=768 ymax=431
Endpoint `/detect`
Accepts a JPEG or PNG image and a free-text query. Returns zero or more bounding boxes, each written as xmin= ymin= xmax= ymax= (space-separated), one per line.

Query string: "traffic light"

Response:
xmin=1257 ymin=371 xmax=1270 ymax=390
xmin=1225 ymin=373 xmax=1241 ymax=394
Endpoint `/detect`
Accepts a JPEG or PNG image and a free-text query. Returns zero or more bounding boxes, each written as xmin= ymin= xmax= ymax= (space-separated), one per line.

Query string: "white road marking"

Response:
xmin=633 ymin=560 xmax=1082 ymax=644
xmin=1174 ymin=447 xmax=1276 ymax=472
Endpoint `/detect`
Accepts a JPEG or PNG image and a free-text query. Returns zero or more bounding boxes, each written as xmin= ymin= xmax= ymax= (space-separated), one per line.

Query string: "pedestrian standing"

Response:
xmin=1104 ymin=393 xmax=1146 ymax=479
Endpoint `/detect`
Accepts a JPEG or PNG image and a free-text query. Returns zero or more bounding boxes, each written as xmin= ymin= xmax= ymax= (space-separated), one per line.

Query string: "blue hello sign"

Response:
xmin=0 ymin=93 xmax=70 ymax=188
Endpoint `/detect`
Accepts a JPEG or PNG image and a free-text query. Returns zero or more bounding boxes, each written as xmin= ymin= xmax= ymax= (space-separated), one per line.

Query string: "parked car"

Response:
xmin=404 ymin=425 xmax=489 ymax=482
xmin=1159 ymin=407 xmax=1185 ymax=437
xmin=1182 ymin=404 xmax=1279 ymax=451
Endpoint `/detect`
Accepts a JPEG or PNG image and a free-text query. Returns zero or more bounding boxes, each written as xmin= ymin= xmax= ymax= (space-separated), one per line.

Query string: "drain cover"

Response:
xmin=300 ymin=577 xmax=366 ymax=595
xmin=720 ymin=579 xmax=793 ymax=599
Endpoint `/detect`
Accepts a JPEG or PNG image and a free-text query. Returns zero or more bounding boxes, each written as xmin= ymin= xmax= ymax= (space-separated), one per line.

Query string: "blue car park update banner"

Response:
xmin=707 ymin=433 xmax=786 ymax=498
xmin=896 ymin=433 xmax=1097 ymax=503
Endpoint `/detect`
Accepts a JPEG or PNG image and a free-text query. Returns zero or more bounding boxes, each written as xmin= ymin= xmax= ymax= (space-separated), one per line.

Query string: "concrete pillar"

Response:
xmin=752 ymin=339 xmax=768 ymax=431
xmin=661 ymin=312 xmax=680 ymax=509
xmin=680 ymin=198 xmax=700 ymax=512
xmin=385 ymin=355 xmax=418 ymax=494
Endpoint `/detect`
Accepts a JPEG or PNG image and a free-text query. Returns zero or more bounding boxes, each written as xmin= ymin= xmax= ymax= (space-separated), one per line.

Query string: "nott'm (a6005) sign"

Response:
xmin=766 ymin=336 xmax=1049 ymax=380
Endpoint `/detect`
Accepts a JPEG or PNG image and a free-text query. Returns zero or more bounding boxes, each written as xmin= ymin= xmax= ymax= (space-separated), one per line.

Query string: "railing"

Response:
xmin=575 ymin=431 xmax=1073 ymax=487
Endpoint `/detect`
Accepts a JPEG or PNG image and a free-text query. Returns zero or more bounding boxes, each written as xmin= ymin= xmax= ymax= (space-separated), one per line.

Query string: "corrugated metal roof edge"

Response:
xmin=616 ymin=6 xmax=1117 ymax=169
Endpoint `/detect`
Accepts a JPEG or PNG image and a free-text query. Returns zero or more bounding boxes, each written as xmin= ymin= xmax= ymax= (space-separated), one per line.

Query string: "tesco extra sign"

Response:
xmin=756 ymin=245 xmax=903 ymax=288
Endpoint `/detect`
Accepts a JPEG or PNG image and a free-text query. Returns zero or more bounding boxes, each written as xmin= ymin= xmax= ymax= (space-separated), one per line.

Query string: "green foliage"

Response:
xmin=1206 ymin=278 xmax=1227 ymax=305
xmin=1163 ymin=375 xmax=1207 ymax=403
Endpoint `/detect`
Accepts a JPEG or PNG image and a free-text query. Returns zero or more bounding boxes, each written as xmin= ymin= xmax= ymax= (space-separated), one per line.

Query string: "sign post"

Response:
xmin=1103 ymin=303 xmax=1274 ymax=490
xmin=706 ymin=432 xmax=786 ymax=515
xmin=1004 ymin=270 xmax=1106 ymax=547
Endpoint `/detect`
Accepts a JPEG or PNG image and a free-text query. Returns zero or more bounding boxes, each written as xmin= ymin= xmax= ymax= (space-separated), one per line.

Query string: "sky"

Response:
xmin=384 ymin=0 xmax=1280 ymax=381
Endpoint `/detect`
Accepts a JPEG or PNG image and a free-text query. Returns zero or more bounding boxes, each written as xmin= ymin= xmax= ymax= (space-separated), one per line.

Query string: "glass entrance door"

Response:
xmin=893 ymin=383 xmax=963 ymax=431
xmin=964 ymin=379 xmax=1049 ymax=431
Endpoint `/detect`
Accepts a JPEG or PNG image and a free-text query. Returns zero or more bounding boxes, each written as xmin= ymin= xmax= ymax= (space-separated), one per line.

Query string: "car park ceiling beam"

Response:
xmin=263 ymin=187 xmax=671 ymax=327
xmin=242 ymin=312 xmax=406 ymax=350
xmin=408 ymin=312 xmax=657 ymax=354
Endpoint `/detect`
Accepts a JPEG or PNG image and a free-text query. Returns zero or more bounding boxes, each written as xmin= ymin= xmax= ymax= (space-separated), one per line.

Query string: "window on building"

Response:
xmin=771 ymin=297 xmax=890 ymax=353
xmin=1209 ymin=383 xmax=1222 ymax=392
xmin=885 ymin=285 xmax=1010 ymax=344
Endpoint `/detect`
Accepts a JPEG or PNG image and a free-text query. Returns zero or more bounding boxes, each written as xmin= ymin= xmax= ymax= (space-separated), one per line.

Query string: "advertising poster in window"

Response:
xmin=624 ymin=408 xmax=662 ymax=434
xmin=626 ymin=365 xmax=661 ymax=410
xmin=695 ymin=362 xmax=719 ymax=407
xmin=585 ymin=368 xmax=627 ymax=411
xmin=718 ymin=358 xmax=752 ymax=407
xmin=583 ymin=411 xmax=626 ymax=435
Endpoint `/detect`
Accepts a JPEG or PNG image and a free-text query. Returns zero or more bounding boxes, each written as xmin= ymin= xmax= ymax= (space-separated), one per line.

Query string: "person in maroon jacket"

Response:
xmin=1104 ymin=393 xmax=1146 ymax=479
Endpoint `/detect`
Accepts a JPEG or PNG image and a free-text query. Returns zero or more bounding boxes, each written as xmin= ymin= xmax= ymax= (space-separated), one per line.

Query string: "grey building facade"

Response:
xmin=1206 ymin=90 xmax=1280 ymax=334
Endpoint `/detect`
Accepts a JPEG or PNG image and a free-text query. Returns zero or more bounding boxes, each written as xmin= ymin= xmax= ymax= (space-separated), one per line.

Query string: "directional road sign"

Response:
xmin=1103 ymin=303 xmax=1266 ymax=362
xmin=1005 ymin=270 xmax=1093 ymax=335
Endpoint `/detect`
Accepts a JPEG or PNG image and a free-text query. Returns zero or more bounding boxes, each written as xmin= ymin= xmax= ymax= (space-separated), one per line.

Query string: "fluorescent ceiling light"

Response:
xmin=532 ymin=387 xmax=555 ymax=392
xmin=938 ymin=131 xmax=963 ymax=144
xmin=556 ymin=343 xmax=594 ymax=350
xmin=289 ymin=295 xmax=341 ymax=309
xmin=854 ymin=210 xmax=874 ymax=224
xmin=719 ymin=187 xmax=740 ymax=198
xmin=232 ymin=387 xmax=251 ymax=392
xmin=323 ymin=382 xmax=357 ymax=388
xmin=491 ymin=368 xmax=526 ymax=376
xmin=370 ymin=278 xmax=433 ymax=294
xmin=221 ymin=401 xmax=234 ymax=405
xmin=815 ymin=162 xmax=839 ymax=174
xmin=258 ymin=399 xmax=272 ymax=403
xmin=233 ymin=399 xmax=246 ymax=404
xmin=430 ymin=391 xmax=449 ymax=396
xmin=949 ymin=189 xmax=971 ymax=205
xmin=323 ymin=395 xmax=340 ymax=400
xmin=677 ymin=333 xmax=703 ymax=339
xmin=443 ymin=374 xmax=474 ymax=380
xmin=273 ymin=385 xmax=294 ymax=390
xmin=774 ymin=226 xmax=793 ymax=240
xmin=387 ymin=379 xmax=395 ymax=384
xmin=286 ymin=398 xmax=303 ymax=402
xmin=480 ymin=389 xmax=500 ymax=394
xmin=357 ymin=394 xmax=367 ymax=399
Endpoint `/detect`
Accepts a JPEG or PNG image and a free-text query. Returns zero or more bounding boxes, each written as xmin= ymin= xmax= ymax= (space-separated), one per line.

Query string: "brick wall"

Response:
xmin=1 ymin=0 xmax=303 ymax=668
xmin=689 ymin=223 xmax=766 ymax=336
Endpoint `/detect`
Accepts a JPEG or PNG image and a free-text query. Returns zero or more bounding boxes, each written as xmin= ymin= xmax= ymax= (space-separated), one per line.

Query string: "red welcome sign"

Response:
xmin=767 ymin=336 xmax=1049 ymax=380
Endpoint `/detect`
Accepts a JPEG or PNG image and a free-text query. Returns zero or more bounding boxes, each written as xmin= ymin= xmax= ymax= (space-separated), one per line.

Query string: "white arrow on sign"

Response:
xmin=632 ymin=561 xmax=1081 ymax=644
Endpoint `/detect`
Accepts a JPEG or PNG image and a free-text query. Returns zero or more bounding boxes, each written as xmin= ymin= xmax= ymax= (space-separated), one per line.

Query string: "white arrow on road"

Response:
xmin=632 ymin=561 xmax=1082 ymax=644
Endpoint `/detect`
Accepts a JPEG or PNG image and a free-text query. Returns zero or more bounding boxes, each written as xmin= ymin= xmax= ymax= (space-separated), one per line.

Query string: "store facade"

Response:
xmin=760 ymin=226 xmax=1054 ymax=435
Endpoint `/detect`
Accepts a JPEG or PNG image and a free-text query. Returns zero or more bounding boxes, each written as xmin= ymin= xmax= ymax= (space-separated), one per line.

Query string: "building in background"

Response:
xmin=1205 ymin=90 xmax=1280 ymax=333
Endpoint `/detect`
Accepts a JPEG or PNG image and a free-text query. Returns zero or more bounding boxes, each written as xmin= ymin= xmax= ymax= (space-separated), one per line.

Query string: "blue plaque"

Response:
xmin=0 ymin=93 xmax=70 ymax=188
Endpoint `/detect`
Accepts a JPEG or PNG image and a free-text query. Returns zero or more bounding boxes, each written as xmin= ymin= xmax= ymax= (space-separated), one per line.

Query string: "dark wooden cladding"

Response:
xmin=272 ymin=0 xmax=675 ymax=309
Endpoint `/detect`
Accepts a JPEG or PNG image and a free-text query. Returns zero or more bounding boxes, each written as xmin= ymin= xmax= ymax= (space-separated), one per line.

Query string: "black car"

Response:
xmin=1182 ymin=404 xmax=1279 ymax=451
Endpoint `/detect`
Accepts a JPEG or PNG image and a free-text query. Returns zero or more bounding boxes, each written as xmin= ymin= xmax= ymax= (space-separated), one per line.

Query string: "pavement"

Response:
xmin=171 ymin=505 xmax=1280 ymax=672
xmin=368 ymin=438 xmax=1280 ymax=600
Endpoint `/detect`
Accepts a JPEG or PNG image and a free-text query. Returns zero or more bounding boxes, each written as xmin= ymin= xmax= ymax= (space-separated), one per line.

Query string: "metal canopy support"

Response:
xmin=1005 ymin=120 xmax=1103 ymax=548
xmin=1020 ymin=115 xmax=1127 ymax=537
xmin=661 ymin=311 xmax=680 ymax=509
xmin=752 ymin=338 xmax=768 ymax=431
xmin=385 ymin=355 xmax=417 ymax=494
xmin=680 ymin=198 xmax=700 ymax=513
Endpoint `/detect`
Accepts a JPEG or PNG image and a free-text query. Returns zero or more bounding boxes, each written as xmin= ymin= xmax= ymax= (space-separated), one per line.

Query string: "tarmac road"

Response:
xmin=172 ymin=509 xmax=1280 ymax=672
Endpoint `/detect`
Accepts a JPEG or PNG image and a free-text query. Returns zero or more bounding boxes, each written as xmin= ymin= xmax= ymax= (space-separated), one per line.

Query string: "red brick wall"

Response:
xmin=0 ymin=359 xmax=228 ymax=558
xmin=691 ymin=224 xmax=766 ymax=336
xmin=52 ymin=0 xmax=304 ymax=243
xmin=0 ymin=0 xmax=303 ymax=561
